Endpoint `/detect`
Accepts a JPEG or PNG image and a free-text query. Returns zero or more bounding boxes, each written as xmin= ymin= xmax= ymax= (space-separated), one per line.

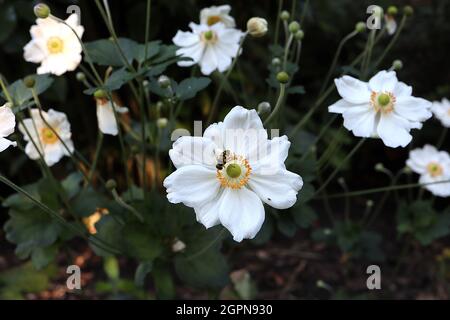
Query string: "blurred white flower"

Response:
xmin=173 ymin=22 xmax=243 ymax=75
xmin=96 ymin=98 xmax=129 ymax=136
xmin=19 ymin=109 xmax=74 ymax=166
xmin=24 ymin=14 xmax=84 ymax=76
xmin=407 ymin=145 xmax=450 ymax=197
xmin=431 ymin=98 xmax=450 ymax=128
xmin=384 ymin=15 xmax=397 ymax=35
xmin=163 ymin=106 xmax=303 ymax=242
xmin=329 ymin=70 xmax=432 ymax=148
xmin=0 ymin=104 xmax=17 ymax=152
xmin=200 ymin=5 xmax=235 ymax=28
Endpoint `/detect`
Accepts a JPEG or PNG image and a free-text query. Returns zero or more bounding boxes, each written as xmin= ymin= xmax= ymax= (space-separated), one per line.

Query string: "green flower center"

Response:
xmin=377 ymin=93 xmax=391 ymax=106
xmin=226 ymin=163 xmax=242 ymax=178
xmin=203 ymin=30 xmax=214 ymax=40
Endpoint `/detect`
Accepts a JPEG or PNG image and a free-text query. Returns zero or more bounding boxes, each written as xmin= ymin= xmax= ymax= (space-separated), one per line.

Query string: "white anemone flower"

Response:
xmin=19 ymin=109 xmax=74 ymax=166
xmin=24 ymin=14 xmax=84 ymax=76
xmin=431 ymin=98 xmax=450 ymax=128
xmin=406 ymin=145 xmax=450 ymax=197
xmin=384 ymin=15 xmax=397 ymax=35
xmin=329 ymin=70 xmax=432 ymax=148
xmin=0 ymin=104 xmax=17 ymax=152
xmin=173 ymin=22 xmax=243 ymax=75
xmin=163 ymin=106 xmax=303 ymax=242
xmin=200 ymin=5 xmax=236 ymax=28
xmin=96 ymin=98 xmax=129 ymax=136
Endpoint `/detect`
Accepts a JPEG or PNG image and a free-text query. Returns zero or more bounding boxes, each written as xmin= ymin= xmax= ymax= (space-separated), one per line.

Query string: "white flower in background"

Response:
xmin=0 ymin=104 xmax=17 ymax=152
xmin=329 ymin=70 xmax=432 ymax=148
xmin=19 ymin=109 xmax=74 ymax=166
xmin=163 ymin=106 xmax=303 ymax=242
xmin=96 ymin=98 xmax=129 ymax=136
xmin=173 ymin=22 xmax=243 ymax=75
xmin=384 ymin=15 xmax=397 ymax=35
xmin=407 ymin=145 xmax=450 ymax=197
xmin=200 ymin=5 xmax=235 ymax=28
xmin=24 ymin=14 xmax=84 ymax=76
xmin=431 ymin=98 xmax=450 ymax=128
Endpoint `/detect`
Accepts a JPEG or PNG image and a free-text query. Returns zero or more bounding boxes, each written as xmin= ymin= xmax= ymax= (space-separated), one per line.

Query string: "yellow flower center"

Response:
xmin=41 ymin=127 xmax=58 ymax=144
xmin=47 ymin=36 xmax=64 ymax=54
xmin=371 ymin=91 xmax=396 ymax=114
xmin=216 ymin=152 xmax=251 ymax=189
xmin=426 ymin=162 xmax=443 ymax=177
xmin=207 ymin=15 xmax=222 ymax=26
xmin=201 ymin=30 xmax=218 ymax=44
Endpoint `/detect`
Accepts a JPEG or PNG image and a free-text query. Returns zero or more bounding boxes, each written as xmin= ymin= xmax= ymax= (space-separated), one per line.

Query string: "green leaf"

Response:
xmin=293 ymin=204 xmax=317 ymax=228
xmin=134 ymin=261 xmax=153 ymax=287
xmin=287 ymin=85 xmax=305 ymax=95
xmin=31 ymin=244 xmax=58 ymax=270
xmin=176 ymin=77 xmax=211 ymax=100
xmin=104 ymin=256 xmax=120 ymax=280
xmin=71 ymin=187 xmax=110 ymax=218
xmin=90 ymin=215 xmax=124 ymax=257
xmin=3 ymin=74 xmax=54 ymax=106
xmin=122 ymin=223 xmax=163 ymax=261
xmin=62 ymin=172 xmax=83 ymax=199
xmin=153 ymin=264 xmax=175 ymax=299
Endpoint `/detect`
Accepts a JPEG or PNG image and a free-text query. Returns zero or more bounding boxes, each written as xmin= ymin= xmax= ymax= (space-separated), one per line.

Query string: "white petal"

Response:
xmin=168 ymin=136 xmax=217 ymax=169
xmin=334 ymin=76 xmax=371 ymax=104
xmin=203 ymin=121 xmax=224 ymax=149
xmin=419 ymin=174 xmax=450 ymax=197
xmin=193 ymin=189 xmax=224 ymax=228
xmin=0 ymin=138 xmax=17 ymax=152
xmin=176 ymin=42 xmax=205 ymax=67
xmin=342 ymin=105 xmax=378 ymax=138
xmin=23 ymin=41 xmax=46 ymax=63
xmin=211 ymin=45 xmax=232 ymax=72
xmin=96 ymin=101 xmax=120 ymax=136
xmin=394 ymin=96 xmax=432 ymax=122
xmin=173 ymin=30 xmax=199 ymax=47
xmin=251 ymin=136 xmax=291 ymax=173
xmin=393 ymin=82 xmax=412 ymax=97
xmin=377 ymin=113 xmax=412 ymax=148
xmin=43 ymin=144 xmax=65 ymax=166
xmin=328 ymin=99 xmax=355 ymax=114
xmin=218 ymin=187 xmax=265 ymax=242
xmin=0 ymin=106 xmax=16 ymax=137
xmin=163 ymin=165 xmax=220 ymax=208
xmin=369 ymin=70 xmax=398 ymax=92
xmin=199 ymin=45 xmax=218 ymax=75
xmin=248 ymin=168 xmax=303 ymax=209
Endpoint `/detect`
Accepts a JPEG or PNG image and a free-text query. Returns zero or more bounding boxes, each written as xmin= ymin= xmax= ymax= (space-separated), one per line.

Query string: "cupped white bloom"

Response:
xmin=406 ymin=145 xmax=450 ymax=197
xmin=173 ymin=22 xmax=244 ymax=75
xmin=0 ymin=104 xmax=17 ymax=152
xmin=431 ymin=98 xmax=450 ymax=128
xmin=19 ymin=108 xmax=74 ymax=166
xmin=163 ymin=106 xmax=303 ymax=242
xmin=384 ymin=15 xmax=397 ymax=35
xmin=96 ymin=98 xmax=129 ymax=136
xmin=24 ymin=14 xmax=84 ymax=76
xmin=329 ymin=70 xmax=432 ymax=148
xmin=200 ymin=5 xmax=235 ymax=28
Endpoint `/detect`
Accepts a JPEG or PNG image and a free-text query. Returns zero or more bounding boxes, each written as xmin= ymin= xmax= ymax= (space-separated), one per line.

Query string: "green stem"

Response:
xmin=206 ymin=34 xmax=247 ymax=126
xmin=88 ymin=132 xmax=104 ymax=185
xmin=299 ymin=114 xmax=337 ymax=162
xmin=274 ymin=0 xmax=284 ymax=45
xmin=264 ymin=83 xmax=286 ymax=126
xmin=111 ymin=189 xmax=144 ymax=222
xmin=283 ymin=34 xmax=294 ymax=70
xmin=143 ymin=0 xmax=152 ymax=64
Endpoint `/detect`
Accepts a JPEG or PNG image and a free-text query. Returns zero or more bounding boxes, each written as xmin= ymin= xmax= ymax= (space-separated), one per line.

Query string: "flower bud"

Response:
xmin=34 ymin=3 xmax=51 ymax=19
xmin=355 ymin=21 xmax=366 ymax=33
xmin=105 ymin=179 xmax=117 ymax=191
xmin=76 ymin=72 xmax=86 ymax=82
xmin=288 ymin=21 xmax=300 ymax=34
xmin=172 ymin=238 xmax=186 ymax=253
xmin=374 ymin=163 xmax=385 ymax=171
xmin=158 ymin=75 xmax=171 ymax=89
xmin=257 ymin=101 xmax=271 ymax=115
xmin=403 ymin=5 xmax=414 ymax=16
xmin=94 ymin=89 xmax=107 ymax=99
xmin=272 ymin=57 xmax=281 ymax=66
xmin=24 ymin=76 xmax=35 ymax=88
xmin=4 ymin=102 xmax=13 ymax=109
xmin=142 ymin=80 xmax=149 ymax=87
xmin=366 ymin=200 xmax=374 ymax=208
xmin=247 ymin=17 xmax=268 ymax=38
xmin=387 ymin=6 xmax=398 ymax=16
xmin=276 ymin=71 xmax=289 ymax=84
xmin=337 ymin=177 xmax=345 ymax=186
xmin=280 ymin=10 xmax=290 ymax=21
xmin=157 ymin=118 xmax=168 ymax=129
xmin=392 ymin=59 xmax=403 ymax=70
xmin=294 ymin=29 xmax=304 ymax=40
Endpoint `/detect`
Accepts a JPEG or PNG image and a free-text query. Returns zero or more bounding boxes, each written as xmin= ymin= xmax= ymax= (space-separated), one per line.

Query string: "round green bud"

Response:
xmin=105 ymin=179 xmax=117 ymax=190
xmin=272 ymin=57 xmax=281 ymax=66
xmin=288 ymin=21 xmax=300 ymax=34
xmin=378 ymin=93 xmax=391 ymax=106
xmin=257 ymin=101 xmax=271 ymax=115
xmin=366 ymin=200 xmax=374 ymax=207
xmin=158 ymin=75 xmax=171 ymax=89
xmin=34 ymin=3 xmax=51 ymax=19
xmin=276 ymin=71 xmax=289 ymax=84
xmin=387 ymin=6 xmax=398 ymax=16
xmin=94 ymin=89 xmax=107 ymax=99
xmin=76 ymin=72 xmax=86 ymax=82
xmin=24 ymin=76 xmax=36 ymax=88
xmin=142 ymin=80 xmax=149 ymax=87
xmin=355 ymin=21 xmax=366 ymax=33
xmin=392 ymin=59 xmax=403 ymax=70
xmin=374 ymin=163 xmax=385 ymax=171
xmin=294 ymin=29 xmax=304 ymax=40
xmin=226 ymin=163 xmax=242 ymax=178
xmin=403 ymin=5 xmax=414 ymax=16
xmin=280 ymin=10 xmax=290 ymax=21
xmin=157 ymin=118 xmax=168 ymax=129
